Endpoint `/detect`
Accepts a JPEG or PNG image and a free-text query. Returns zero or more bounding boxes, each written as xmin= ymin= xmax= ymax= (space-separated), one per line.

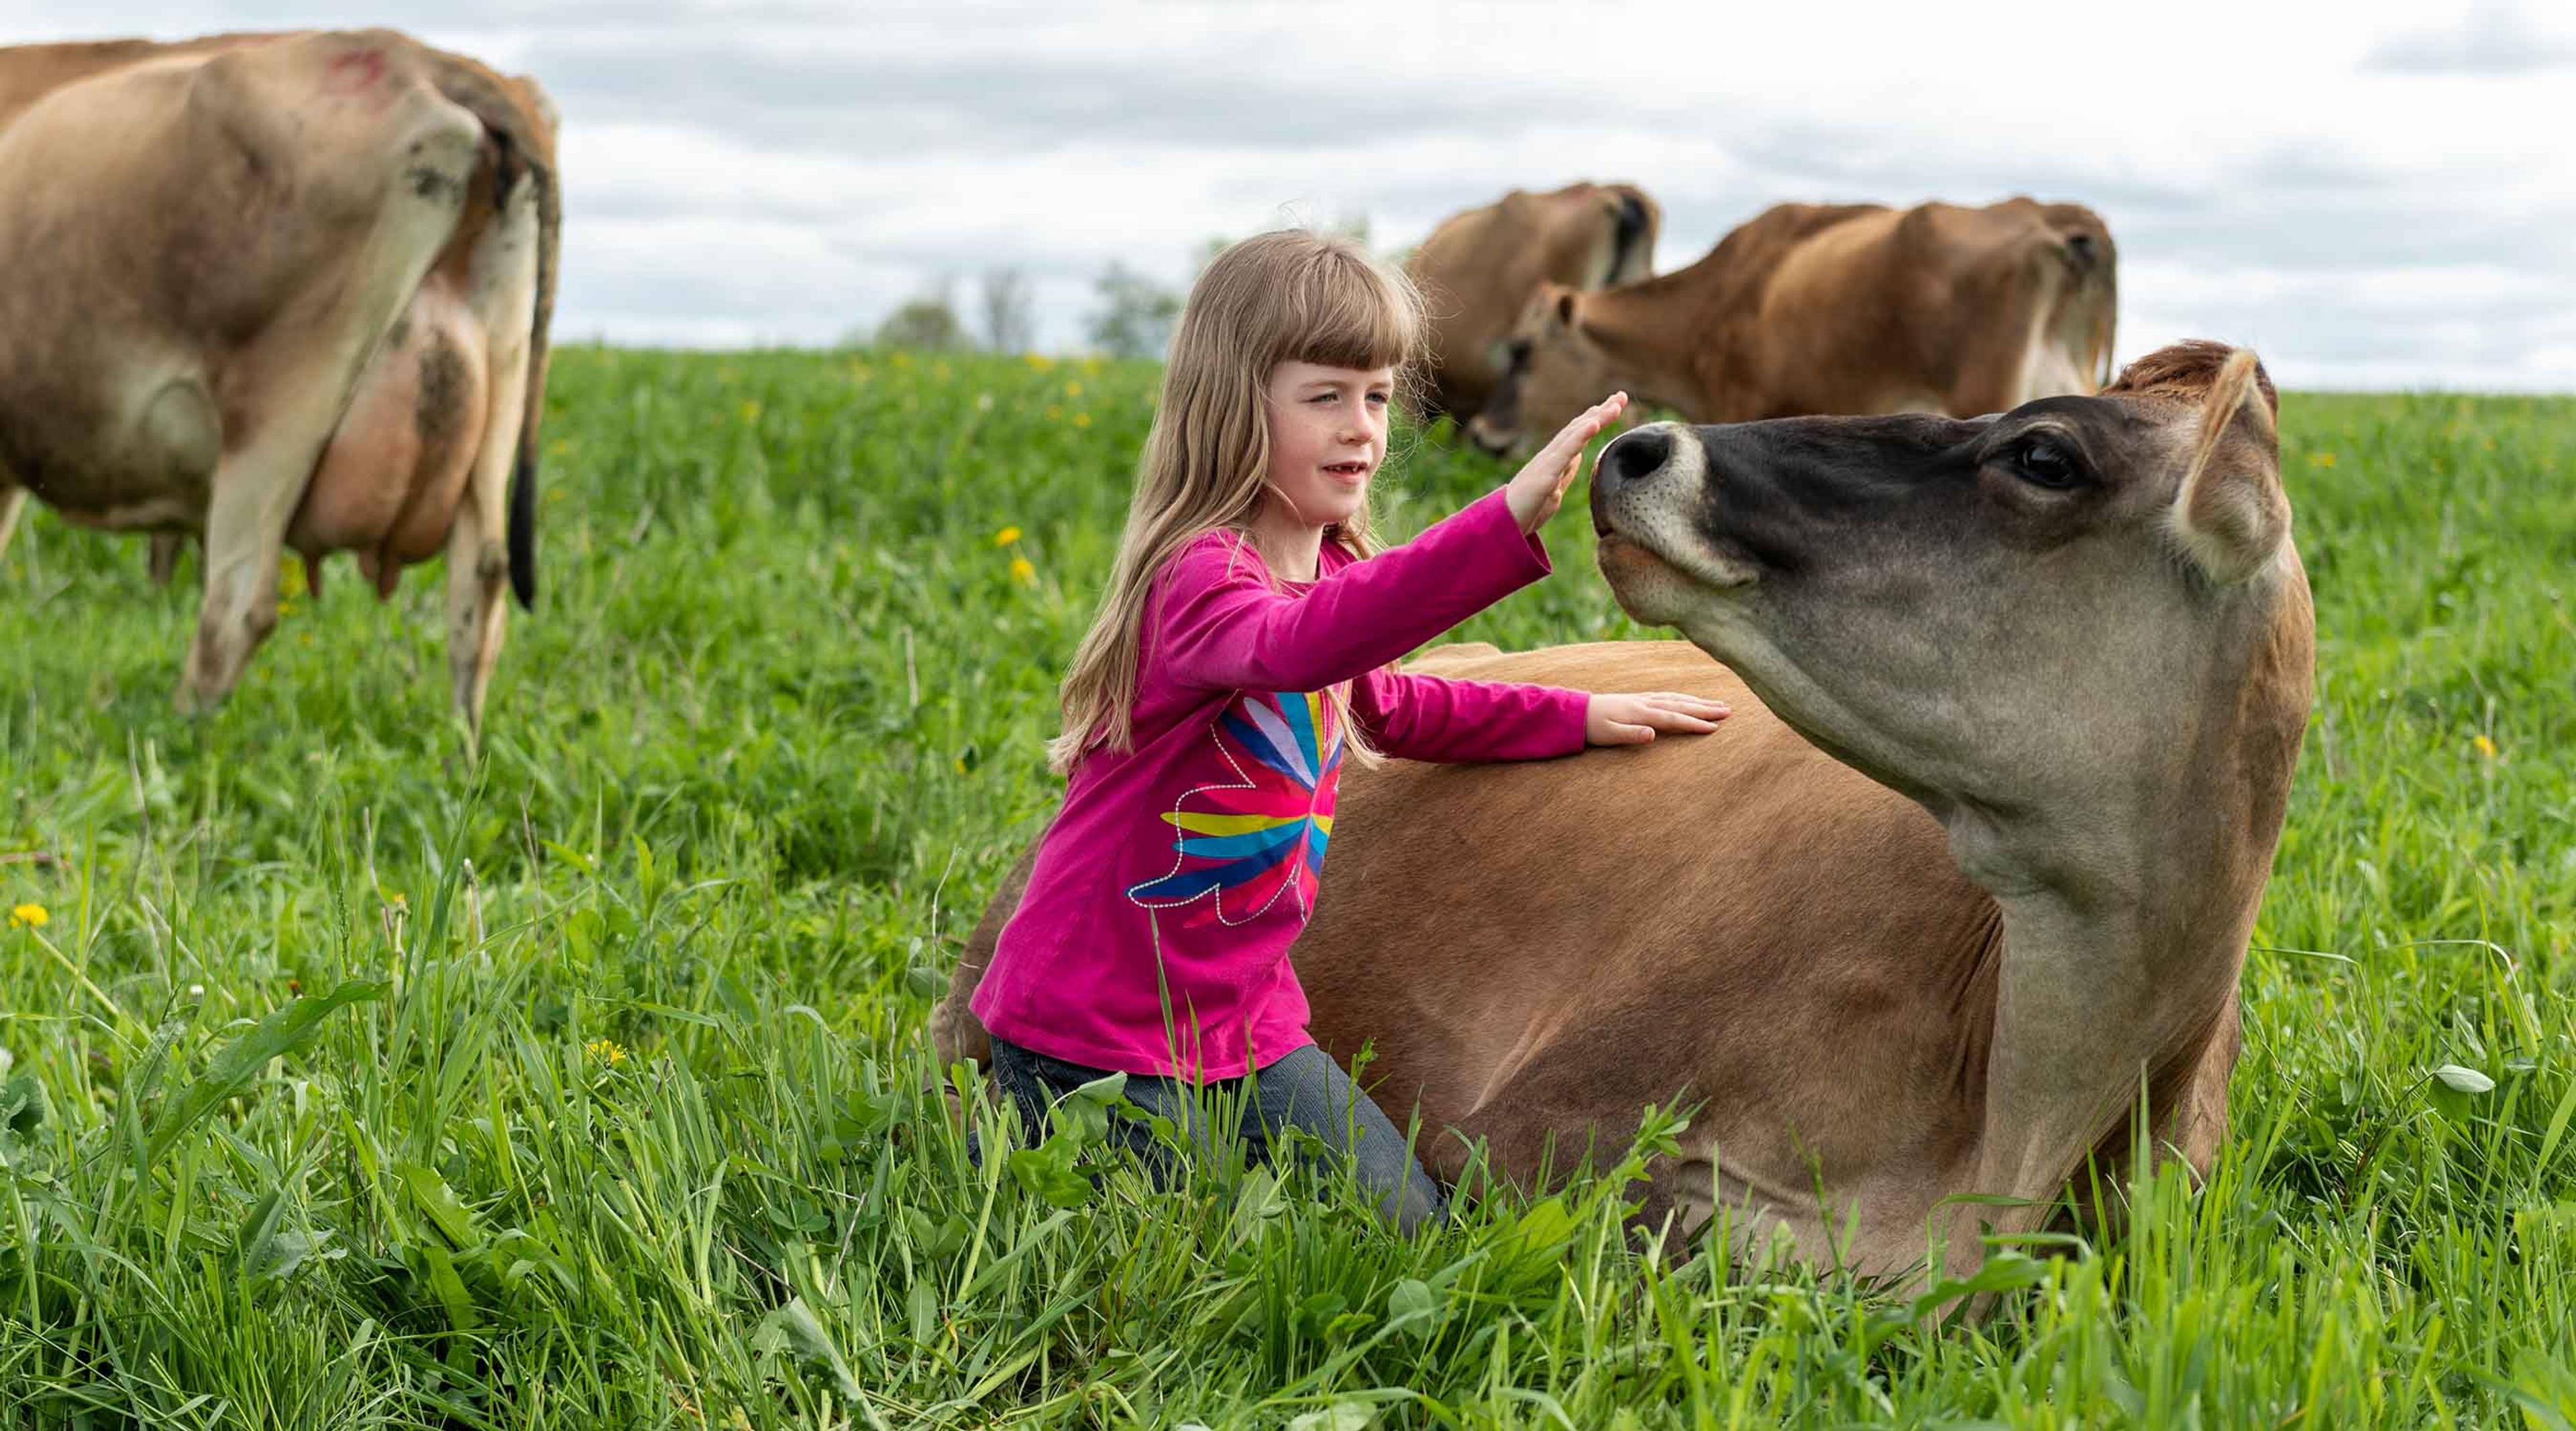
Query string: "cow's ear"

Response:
xmin=2168 ymin=348 xmax=2288 ymax=584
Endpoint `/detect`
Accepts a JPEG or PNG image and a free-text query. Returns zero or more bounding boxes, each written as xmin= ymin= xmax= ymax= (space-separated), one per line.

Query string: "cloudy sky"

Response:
xmin=17 ymin=1 xmax=2576 ymax=390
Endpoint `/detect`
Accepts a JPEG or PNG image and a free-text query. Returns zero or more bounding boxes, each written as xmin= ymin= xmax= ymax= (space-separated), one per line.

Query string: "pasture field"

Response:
xmin=3 ymin=346 xmax=2574 ymax=1428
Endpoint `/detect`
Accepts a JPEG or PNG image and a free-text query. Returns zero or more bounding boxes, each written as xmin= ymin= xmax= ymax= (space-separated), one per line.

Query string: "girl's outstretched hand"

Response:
xmin=1585 ymin=691 xmax=1731 ymax=746
xmin=1505 ymin=392 xmax=1628 ymax=533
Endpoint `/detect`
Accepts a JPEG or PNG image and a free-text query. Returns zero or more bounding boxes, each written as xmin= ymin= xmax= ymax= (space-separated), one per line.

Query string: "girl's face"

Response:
xmin=1260 ymin=360 xmax=1394 ymax=531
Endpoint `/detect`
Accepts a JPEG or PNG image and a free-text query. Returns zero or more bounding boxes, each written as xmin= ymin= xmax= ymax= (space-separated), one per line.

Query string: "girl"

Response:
xmin=972 ymin=229 xmax=1729 ymax=1230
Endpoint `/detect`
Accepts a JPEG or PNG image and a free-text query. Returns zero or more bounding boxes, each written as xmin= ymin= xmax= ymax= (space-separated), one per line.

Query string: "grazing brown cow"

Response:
xmin=0 ymin=30 xmax=560 ymax=738
xmin=932 ymin=341 xmax=2310 ymax=1289
xmin=1464 ymin=197 xmax=2117 ymax=458
xmin=1406 ymin=182 xmax=1658 ymax=422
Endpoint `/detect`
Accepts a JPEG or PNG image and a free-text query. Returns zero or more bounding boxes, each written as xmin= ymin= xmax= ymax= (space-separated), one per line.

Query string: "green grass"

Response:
xmin=3 ymin=347 xmax=2573 ymax=1427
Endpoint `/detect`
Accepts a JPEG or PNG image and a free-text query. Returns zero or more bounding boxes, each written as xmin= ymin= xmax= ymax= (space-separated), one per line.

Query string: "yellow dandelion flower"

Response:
xmin=994 ymin=526 xmax=1022 ymax=547
xmin=1024 ymin=354 xmax=1057 ymax=372
xmin=585 ymin=1038 xmax=629 ymax=1066
xmin=1046 ymin=405 xmax=1063 ymax=421
xmin=740 ymin=400 xmax=762 ymax=423
xmin=1010 ymin=556 xmax=1036 ymax=585
xmin=891 ymin=351 xmax=912 ymax=368
xmin=549 ymin=438 xmax=572 ymax=457
xmin=279 ymin=563 xmax=308 ymax=598
xmin=2308 ymin=452 xmax=2337 ymax=469
xmin=955 ymin=756 xmax=968 ymax=775
xmin=7 ymin=902 xmax=47 ymax=929
xmin=1064 ymin=382 xmax=1083 ymax=398
xmin=2473 ymin=735 xmax=2498 ymax=759
xmin=848 ymin=362 xmax=873 ymax=384
xmin=1073 ymin=412 xmax=1092 ymax=429
xmin=1079 ymin=356 xmax=1103 ymax=376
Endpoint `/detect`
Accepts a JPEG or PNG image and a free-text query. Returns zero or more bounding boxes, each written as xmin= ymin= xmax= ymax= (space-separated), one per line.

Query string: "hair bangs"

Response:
xmin=1277 ymin=246 xmax=1419 ymax=377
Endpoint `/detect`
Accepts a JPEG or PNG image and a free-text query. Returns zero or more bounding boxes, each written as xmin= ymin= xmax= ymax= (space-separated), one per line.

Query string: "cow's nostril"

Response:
xmin=1595 ymin=426 xmax=1673 ymax=494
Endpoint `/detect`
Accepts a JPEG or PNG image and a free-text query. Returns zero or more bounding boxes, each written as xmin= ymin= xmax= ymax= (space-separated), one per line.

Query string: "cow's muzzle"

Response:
xmin=1590 ymin=423 xmax=1678 ymax=535
xmin=1462 ymin=414 xmax=1519 ymax=459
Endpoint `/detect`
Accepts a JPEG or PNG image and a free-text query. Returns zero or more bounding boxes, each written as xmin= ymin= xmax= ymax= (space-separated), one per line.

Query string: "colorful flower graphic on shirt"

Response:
xmin=1127 ymin=688 xmax=1342 ymax=926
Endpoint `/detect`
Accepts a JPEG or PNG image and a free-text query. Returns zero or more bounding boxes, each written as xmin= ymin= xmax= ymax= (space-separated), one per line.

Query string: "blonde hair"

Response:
xmin=1049 ymin=228 xmax=1424 ymax=774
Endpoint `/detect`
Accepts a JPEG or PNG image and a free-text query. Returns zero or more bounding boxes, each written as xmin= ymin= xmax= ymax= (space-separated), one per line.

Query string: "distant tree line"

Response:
xmin=859 ymin=263 xmax=1180 ymax=360
xmin=861 ymin=216 xmax=1367 ymax=360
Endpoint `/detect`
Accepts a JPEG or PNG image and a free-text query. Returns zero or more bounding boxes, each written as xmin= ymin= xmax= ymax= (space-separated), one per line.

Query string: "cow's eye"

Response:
xmin=2012 ymin=437 xmax=2082 ymax=489
xmin=1506 ymin=339 xmax=1532 ymax=368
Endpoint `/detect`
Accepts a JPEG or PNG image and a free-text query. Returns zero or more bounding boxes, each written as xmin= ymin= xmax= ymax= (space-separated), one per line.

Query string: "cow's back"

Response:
xmin=0 ymin=34 xmax=275 ymax=132
xmin=1673 ymin=203 xmax=1894 ymax=420
xmin=1693 ymin=199 xmax=2110 ymax=419
xmin=1295 ymin=641 xmax=1996 ymax=1196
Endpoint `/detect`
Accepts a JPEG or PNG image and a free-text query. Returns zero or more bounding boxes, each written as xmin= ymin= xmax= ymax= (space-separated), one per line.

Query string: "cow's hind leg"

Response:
xmin=148 ymin=533 xmax=184 ymax=586
xmin=446 ymin=171 xmax=542 ymax=743
xmin=178 ymin=58 xmax=484 ymax=714
xmin=184 ymin=386 xmax=352 ymax=709
xmin=0 ymin=480 xmax=24 ymax=568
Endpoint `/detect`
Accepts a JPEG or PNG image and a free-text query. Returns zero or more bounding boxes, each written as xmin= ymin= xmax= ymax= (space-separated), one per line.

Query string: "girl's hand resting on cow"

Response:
xmin=1585 ymin=691 xmax=1732 ymax=746
xmin=1505 ymin=392 xmax=1629 ymax=533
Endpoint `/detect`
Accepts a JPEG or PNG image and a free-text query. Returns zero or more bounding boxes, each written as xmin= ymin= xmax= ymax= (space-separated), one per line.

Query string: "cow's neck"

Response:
xmin=1576 ymin=262 xmax=1726 ymax=415
xmin=1956 ymin=576 xmax=2311 ymax=1247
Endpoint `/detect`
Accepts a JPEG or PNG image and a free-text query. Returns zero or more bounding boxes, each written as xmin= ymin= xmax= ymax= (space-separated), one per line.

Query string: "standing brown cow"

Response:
xmin=1466 ymin=197 xmax=2116 ymax=456
xmin=1406 ymin=182 xmax=1659 ymax=422
xmin=0 ymin=30 xmax=560 ymax=739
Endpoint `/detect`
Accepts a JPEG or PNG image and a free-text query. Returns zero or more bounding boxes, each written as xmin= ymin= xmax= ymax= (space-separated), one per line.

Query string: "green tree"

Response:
xmin=978 ymin=268 xmax=1034 ymax=354
xmin=1087 ymin=262 xmax=1181 ymax=360
xmin=868 ymin=279 xmax=973 ymax=352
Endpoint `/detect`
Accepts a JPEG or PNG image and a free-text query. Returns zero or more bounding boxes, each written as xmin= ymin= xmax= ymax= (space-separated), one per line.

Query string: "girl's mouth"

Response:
xmin=1323 ymin=460 xmax=1371 ymax=484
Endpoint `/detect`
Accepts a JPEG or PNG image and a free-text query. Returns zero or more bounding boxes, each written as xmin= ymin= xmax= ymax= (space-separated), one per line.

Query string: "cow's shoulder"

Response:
xmin=1695 ymin=203 xmax=1888 ymax=299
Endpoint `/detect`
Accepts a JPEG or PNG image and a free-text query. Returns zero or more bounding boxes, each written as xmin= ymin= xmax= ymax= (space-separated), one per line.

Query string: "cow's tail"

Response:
xmin=2049 ymin=218 xmax=2119 ymax=393
xmin=508 ymin=142 xmax=556 ymax=613
xmin=429 ymin=51 xmax=557 ymax=611
xmin=1608 ymin=186 xmax=1658 ymax=285
xmin=2077 ymin=244 xmax=2117 ymax=392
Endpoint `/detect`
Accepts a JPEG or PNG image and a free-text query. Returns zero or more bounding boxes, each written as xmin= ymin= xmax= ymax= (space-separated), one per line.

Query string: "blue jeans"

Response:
xmin=987 ymin=1037 xmax=1448 ymax=1233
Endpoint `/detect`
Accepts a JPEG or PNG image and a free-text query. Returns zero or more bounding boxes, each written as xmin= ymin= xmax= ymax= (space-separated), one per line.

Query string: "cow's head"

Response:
xmin=1589 ymin=341 xmax=2312 ymax=894
xmin=1464 ymin=282 xmax=1627 ymax=459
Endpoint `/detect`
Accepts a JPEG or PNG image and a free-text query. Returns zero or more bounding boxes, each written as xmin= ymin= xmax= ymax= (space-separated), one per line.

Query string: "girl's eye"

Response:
xmin=1367 ymin=392 xmax=1389 ymax=406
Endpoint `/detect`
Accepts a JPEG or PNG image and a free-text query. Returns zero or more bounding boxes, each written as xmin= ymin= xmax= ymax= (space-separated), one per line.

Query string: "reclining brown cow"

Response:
xmin=0 ymin=30 xmax=560 ymax=739
xmin=1406 ymin=182 xmax=1659 ymax=423
xmin=1466 ymin=197 xmax=2117 ymax=459
xmin=932 ymin=341 xmax=2310 ymax=1285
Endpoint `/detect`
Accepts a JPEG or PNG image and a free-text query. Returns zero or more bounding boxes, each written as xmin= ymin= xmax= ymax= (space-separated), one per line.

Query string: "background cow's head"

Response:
xmin=1588 ymin=340 xmax=2312 ymax=898
xmin=1464 ymin=282 xmax=1627 ymax=458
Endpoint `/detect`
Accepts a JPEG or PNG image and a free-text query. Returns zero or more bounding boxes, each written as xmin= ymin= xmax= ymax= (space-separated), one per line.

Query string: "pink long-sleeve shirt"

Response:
xmin=973 ymin=486 xmax=1593 ymax=1079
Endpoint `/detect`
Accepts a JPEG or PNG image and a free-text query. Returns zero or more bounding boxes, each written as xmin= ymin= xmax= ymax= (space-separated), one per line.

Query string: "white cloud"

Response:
xmin=12 ymin=0 xmax=2575 ymax=388
xmin=2363 ymin=0 xmax=2576 ymax=74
